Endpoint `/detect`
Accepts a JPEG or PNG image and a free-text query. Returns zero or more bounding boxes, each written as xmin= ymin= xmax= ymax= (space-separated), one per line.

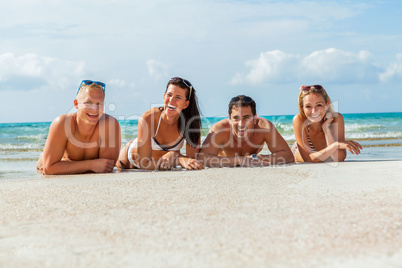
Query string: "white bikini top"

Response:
xmin=151 ymin=112 xmax=185 ymax=151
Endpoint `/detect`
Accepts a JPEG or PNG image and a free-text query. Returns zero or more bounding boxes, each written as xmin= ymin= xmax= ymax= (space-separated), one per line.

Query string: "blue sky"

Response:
xmin=0 ymin=0 xmax=402 ymax=123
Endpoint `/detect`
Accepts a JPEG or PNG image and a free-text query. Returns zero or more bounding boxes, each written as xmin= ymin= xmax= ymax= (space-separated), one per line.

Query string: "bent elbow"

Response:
xmin=338 ymin=150 xmax=347 ymax=162
xmin=195 ymin=152 xmax=204 ymax=161
xmin=138 ymin=158 xmax=157 ymax=170
xmin=286 ymin=153 xmax=295 ymax=163
xmin=42 ymin=161 xmax=64 ymax=175
xmin=309 ymin=155 xmax=322 ymax=163
xmin=42 ymin=165 xmax=56 ymax=175
xmin=337 ymin=155 xmax=346 ymax=162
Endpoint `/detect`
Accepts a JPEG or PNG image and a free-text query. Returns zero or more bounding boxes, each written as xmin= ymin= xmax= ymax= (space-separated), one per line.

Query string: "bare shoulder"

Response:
xmin=139 ymin=107 xmax=161 ymax=124
xmin=256 ymin=117 xmax=273 ymax=130
xmin=51 ymin=114 xmax=67 ymax=126
xmin=98 ymin=114 xmax=120 ymax=137
xmin=293 ymin=114 xmax=304 ymax=124
xmin=100 ymin=114 xmax=120 ymax=125
xmin=203 ymin=119 xmax=230 ymax=147
xmin=333 ymin=112 xmax=344 ymax=120
xmin=49 ymin=113 xmax=74 ymax=132
xmin=46 ymin=114 xmax=74 ymax=142
xmin=210 ymin=118 xmax=230 ymax=133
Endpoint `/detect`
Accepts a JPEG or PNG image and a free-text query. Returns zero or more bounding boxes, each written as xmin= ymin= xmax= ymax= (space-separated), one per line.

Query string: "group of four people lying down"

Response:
xmin=36 ymin=78 xmax=362 ymax=175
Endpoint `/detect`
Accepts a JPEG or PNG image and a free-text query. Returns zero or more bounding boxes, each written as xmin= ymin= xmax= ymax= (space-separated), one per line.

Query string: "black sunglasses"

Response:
xmin=170 ymin=77 xmax=193 ymax=99
xmin=76 ymin=80 xmax=106 ymax=95
xmin=230 ymin=95 xmax=253 ymax=104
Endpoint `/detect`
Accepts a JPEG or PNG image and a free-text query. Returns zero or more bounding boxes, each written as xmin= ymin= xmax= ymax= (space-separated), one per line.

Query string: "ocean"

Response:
xmin=1 ymin=112 xmax=401 ymax=180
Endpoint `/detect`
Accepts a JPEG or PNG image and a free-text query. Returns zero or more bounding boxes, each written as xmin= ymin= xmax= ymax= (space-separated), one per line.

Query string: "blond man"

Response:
xmin=37 ymin=80 xmax=121 ymax=175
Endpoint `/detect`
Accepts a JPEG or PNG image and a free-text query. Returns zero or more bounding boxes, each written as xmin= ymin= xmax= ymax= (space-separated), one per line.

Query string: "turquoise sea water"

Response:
xmin=1 ymin=112 xmax=401 ymax=180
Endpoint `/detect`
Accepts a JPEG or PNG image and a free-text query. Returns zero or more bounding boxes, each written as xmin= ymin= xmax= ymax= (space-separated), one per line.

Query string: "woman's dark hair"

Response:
xmin=166 ymin=77 xmax=202 ymax=147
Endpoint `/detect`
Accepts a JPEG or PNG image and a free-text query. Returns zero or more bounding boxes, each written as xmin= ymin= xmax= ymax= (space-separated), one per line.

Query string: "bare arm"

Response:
xmin=293 ymin=114 xmax=314 ymax=162
xmin=42 ymin=115 xmax=114 ymax=175
xmin=322 ymin=113 xmax=345 ymax=162
xmin=322 ymin=113 xmax=362 ymax=161
xmin=173 ymin=139 xmax=203 ymax=170
xmin=293 ymin=113 xmax=361 ymax=163
xmin=259 ymin=120 xmax=294 ymax=164
xmin=293 ymin=114 xmax=335 ymax=162
xmin=99 ymin=115 xmax=121 ymax=164
xmin=198 ymin=121 xmax=252 ymax=167
xmin=136 ymin=111 xmax=160 ymax=170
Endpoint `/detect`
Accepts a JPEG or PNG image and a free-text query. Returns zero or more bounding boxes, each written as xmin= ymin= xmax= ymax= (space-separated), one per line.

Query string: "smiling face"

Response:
xmin=163 ymin=84 xmax=189 ymax=118
xmin=229 ymin=105 xmax=255 ymax=139
xmin=74 ymin=86 xmax=105 ymax=125
xmin=302 ymin=93 xmax=328 ymax=123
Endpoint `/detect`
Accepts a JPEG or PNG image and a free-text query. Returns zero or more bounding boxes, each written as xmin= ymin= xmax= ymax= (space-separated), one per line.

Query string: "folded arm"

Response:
xmin=259 ymin=119 xmax=294 ymax=165
xmin=41 ymin=115 xmax=119 ymax=175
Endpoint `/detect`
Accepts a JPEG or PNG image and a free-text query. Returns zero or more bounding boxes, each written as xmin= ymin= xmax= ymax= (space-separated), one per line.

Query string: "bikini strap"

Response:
xmin=307 ymin=125 xmax=316 ymax=152
xmin=154 ymin=111 xmax=163 ymax=137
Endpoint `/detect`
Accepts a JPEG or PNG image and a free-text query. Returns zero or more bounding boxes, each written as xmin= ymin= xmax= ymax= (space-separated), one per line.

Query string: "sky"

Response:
xmin=0 ymin=0 xmax=402 ymax=123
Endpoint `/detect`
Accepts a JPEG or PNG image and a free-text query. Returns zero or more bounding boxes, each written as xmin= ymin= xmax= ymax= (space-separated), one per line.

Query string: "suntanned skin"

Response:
xmin=293 ymin=93 xmax=362 ymax=163
xmin=36 ymin=86 xmax=121 ymax=175
xmin=199 ymin=106 xmax=294 ymax=167
xmin=116 ymin=84 xmax=203 ymax=171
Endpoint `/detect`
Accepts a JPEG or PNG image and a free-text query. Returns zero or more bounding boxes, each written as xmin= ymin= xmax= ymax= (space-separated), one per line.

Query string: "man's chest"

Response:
xmin=219 ymin=141 xmax=264 ymax=157
xmin=64 ymin=137 xmax=101 ymax=160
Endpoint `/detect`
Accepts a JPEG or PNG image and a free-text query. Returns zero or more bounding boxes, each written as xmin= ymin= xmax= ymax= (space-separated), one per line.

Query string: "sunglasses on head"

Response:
xmin=170 ymin=77 xmax=193 ymax=99
xmin=300 ymin=85 xmax=323 ymax=92
xmin=230 ymin=95 xmax=253 ymax=104
xmin=76 ymin=80 xmax=106 ymax=95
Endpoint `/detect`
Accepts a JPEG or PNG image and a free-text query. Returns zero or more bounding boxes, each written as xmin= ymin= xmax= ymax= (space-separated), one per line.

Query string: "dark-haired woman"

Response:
xmin=116 ymin=77 xmax=203 ymax=170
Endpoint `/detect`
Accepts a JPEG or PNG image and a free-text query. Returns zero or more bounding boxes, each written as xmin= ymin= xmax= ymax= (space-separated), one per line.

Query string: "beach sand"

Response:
xmin=1 ymin=161 xmax=401 ymax=267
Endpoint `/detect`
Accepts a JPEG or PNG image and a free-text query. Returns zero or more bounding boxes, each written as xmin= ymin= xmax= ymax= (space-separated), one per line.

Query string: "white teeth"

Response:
xmin=167 ymin=105 xmax=177 ymax=110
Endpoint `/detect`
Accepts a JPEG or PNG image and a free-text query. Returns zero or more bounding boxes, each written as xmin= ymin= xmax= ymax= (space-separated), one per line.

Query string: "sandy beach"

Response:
xmin=1 ymin=161 xmax=401 ymax=267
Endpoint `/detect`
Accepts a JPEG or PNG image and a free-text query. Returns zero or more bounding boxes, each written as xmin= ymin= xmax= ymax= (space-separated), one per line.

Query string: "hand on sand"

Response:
xmin=178 ymin=157 xmax=204 ymax=170
xmin=91 ymin=158 xmax=115 ymax=173
xmin=243 ymin=155 xmax=270 ymax=167
xmin=158 ymin=151 xmax=179 ymax=170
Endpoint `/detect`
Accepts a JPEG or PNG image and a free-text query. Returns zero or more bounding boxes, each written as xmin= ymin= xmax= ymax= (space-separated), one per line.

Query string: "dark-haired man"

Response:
xmin=199 ymin=95 xmax=294 ymax=167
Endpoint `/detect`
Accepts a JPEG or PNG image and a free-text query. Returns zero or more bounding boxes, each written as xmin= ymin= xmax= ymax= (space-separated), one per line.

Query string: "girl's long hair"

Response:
xmin=166 ymin=78 xmax=202 ymax=147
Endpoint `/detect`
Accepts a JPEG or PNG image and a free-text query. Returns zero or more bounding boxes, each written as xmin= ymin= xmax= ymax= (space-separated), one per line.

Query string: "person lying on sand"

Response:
xmin=37 ymin=80 xmax=121 ymax=175
xmin=116 ymin=77 xmax=203 ymax=171
xmin=292 ymin=85 xmax=362 ymax=162
xmin=198 ymin=95 xmax=294 ymax=167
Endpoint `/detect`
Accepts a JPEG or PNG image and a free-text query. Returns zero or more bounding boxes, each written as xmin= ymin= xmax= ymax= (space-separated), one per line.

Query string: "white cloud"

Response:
xmin=231 ymin=50 xmax=300 ymax=85
xmin=146 ymin=59 xmax=169 ymax=81
xmin=231 ymin=48 xmax=382 ymax=85
xmin=0 ymin=1 xmax=400 ymax=122
xmin=301 ymin=48 xmax=381 ymax=83
xmin=0 ymin=53 xmax=85 ymax=91
xmin=379 ymin=53 xmax=402 ymax=82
